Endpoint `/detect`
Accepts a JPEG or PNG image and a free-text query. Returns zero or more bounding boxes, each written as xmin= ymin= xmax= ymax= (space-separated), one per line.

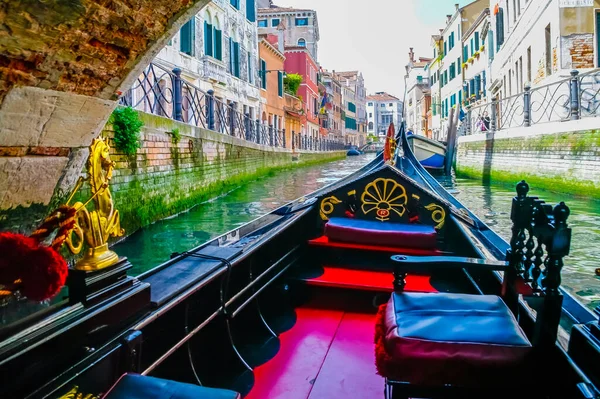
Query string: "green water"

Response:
xmin=113 ymin=154 xmax=600 ymax=308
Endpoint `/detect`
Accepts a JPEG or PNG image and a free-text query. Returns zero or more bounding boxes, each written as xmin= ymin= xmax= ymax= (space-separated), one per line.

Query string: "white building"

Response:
xmin=367 ymin=92 xmax=403 ymax=139
xmin=257 ymin=5 xmax=320 ymax=61
xmin=428 ymin=33 xmax=444 ymax=140
xmin=463 ymin=7 xmax=490 ymax=106
xmin=404 ymin=48 xmax=432 ymax=136
xmin=155 ymin=0 xmax=261 ymax=123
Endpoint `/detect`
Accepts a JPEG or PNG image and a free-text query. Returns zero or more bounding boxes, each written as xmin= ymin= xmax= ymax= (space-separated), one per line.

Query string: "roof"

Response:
xmin=367 ymin=92 xmax=400 ymax=102
xmin=336 ymin=71 xmax=359 ymax=78
xmin=258 ymin=7 xmax=315 ymax=14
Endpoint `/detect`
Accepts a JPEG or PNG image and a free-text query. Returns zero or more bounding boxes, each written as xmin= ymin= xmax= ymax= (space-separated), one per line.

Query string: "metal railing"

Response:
xmin=120 ymin=62 xmax=345 ymax=151
xmin=464 ymin=69 xmax=600 ymax=135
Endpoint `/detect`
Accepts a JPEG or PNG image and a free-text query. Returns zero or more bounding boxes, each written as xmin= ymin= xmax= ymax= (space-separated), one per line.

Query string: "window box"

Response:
xmin=468 ymin=56 xmax=474 ymax=64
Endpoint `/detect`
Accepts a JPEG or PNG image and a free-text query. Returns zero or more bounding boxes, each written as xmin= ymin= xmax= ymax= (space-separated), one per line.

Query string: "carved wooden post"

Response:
xmin=172 ymin=68 xmax=183 ymax=122
xmin=570 ymin=70 xmax=580 ymax=120
xmin=207 ymin=90 xmax=215 ymax=131
xmin=523 ymin=83 xmax=531 ymax=127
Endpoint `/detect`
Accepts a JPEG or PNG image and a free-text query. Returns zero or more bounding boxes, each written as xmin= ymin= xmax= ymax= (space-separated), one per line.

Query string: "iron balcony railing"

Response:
xmin=464 ymin=69 xmax=600 ymax=135
xmin=119 ymin=62 xmax=345 ymax=151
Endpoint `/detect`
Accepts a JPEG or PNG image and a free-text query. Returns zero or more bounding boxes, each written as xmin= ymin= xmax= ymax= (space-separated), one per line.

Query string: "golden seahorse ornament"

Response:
xmin=64 ymin=137 xmax=124 ymax=271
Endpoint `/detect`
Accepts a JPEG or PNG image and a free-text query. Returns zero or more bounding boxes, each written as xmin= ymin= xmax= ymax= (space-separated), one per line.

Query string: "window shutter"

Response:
xmin=229 ymin=38 xmax=233 ymax=73
xmin=488 ymin=30 xmax=494 ymax=60
xmin=246 ymin=0 xmax=256 ymax=22
xmin=475 ymin=32 xmax=480 ymax=50
xmin=457 ymin=57 xmax=461 ymax=73
xmin=205 ymin=22 xmax=213 ymax=57
xmin=248 ymin=52 xmax=252 ymax=82
xmin=482 ymin=70 xmax=487 ymax=97
xmin=497 ymin=9 xmax=505 ymax=48
xmin=233 ymin=41 xmax=240 ymax=77
xmin=215 ymin=29 xmax=222 ymax=60
xmin=260 ymin=59 xmax=266 ymax=89
xmin=470 ymin=38 xmax=474 ymax=55
xmin=277 ymin=71 xmax=283 ymax=96
xmin=180 ymin=19 xmax=194 ymax=55
xmin=463 ymin=45 xmax=468 ymax=62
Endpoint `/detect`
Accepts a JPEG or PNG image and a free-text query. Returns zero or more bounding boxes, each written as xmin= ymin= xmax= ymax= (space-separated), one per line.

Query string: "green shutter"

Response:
xmin=215 ymin=29 xmax=222 ymax=60
xmin=463 ymin=45 xmax=468 ymax=62
xmin=246 ymin=0 xmax=255 ymax=22
xmin=277 ymin=71 xmax=283 ymax=96
xmin=205 ymin=22 xmax=213 ymax=57
xmin=497 ymin=9 xmax=505 ymax=48
xmin=260 ymin=59 xmax=266 ymax=89
xmin=475 ymin=32 xmax=480 ymax=50
xmin=457 ymin=57 xmax=461 ymax=73
xmin=180 ymin=19 xmax=194 ymax=55
xmin=233 ymin=41 xmax=240 ymax=77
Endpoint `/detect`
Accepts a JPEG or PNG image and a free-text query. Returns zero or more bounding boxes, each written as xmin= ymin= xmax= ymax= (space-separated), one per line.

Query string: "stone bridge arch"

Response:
xmin=0 ymin=0 xmax=211 ymax=232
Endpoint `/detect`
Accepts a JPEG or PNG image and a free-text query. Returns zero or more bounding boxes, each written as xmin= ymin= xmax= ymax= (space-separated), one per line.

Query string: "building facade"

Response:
xmin=404 ymin=48 xmax=432 ymax=135
xmin=463 ymin=8 xmax=490 ymax=108
xmin=489 ymin=0 xmax=600 ymax=103
xmin=428 ymin=33 xmax=444 ymax=139
xmin=284 ymin=45 xmax=320 ymax=142
xmin=155 ymin=0 xmax=261 ymax=124
xmin=257 ymin=6 xmax=320 ymax=61
xmin=322 ymin=70 xmax=344 ymax=141
xmin=366 ymin=92 xmax=403 ymax=139
xmin=338 ymin=71 xmax=368 ymax=146
xmin=258 ymin=34 xmax=286 ymax=143
xmin=342 ymin=84 xmax=358 ymax=145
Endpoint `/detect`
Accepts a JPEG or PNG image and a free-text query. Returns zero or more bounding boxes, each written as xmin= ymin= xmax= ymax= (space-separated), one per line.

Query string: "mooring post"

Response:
xmin=228 ymin=102 xmax=236 ymax=136
xmin=244 ymin=113 xmax=251 ymax=141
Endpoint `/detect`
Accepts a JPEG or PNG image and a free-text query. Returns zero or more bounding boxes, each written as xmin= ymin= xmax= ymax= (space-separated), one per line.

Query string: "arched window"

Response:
xmin=297 ymin=38 xmax=306 ymax=47
xmin=213 ymin=16 xmax=223 ymax=61
xmin=229 ymin=28 xmax=240 ymax=78
xmin=203 ymin=11 xmax=213 ymax=57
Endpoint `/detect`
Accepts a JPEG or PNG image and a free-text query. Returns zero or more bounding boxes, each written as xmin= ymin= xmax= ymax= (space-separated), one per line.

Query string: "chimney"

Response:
xmin=446 ymin=14 xmax=452 ymax=23
xmin=409 ymin=47 xmax=415 ymax=63
xmin=455 ymin=3 xmax=459 ymax=11
xmin=276 ymin=23 xmax=285 ymax=53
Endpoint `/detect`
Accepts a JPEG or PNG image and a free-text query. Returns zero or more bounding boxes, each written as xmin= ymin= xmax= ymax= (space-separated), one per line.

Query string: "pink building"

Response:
xmin=284 ymin=46 xmax=320 ymax=140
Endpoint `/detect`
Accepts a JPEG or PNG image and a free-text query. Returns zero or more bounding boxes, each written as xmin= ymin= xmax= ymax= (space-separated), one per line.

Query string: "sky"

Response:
xmin=281 ymin=0 xmax=469 ymax=99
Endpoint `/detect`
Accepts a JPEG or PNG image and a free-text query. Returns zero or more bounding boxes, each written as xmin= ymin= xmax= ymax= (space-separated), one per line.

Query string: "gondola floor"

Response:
xmin=246 ymin=289 xmax=384 ymax=399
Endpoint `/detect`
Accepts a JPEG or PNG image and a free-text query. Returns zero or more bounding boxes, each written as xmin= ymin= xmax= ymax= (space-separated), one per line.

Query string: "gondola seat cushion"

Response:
xmin=103 ymin=373 xmax=241 ymax=399
xmin=375 ymin=292 xmax=532 ymax=385
xmin=324 ymin=217 xmax=437 ymax=249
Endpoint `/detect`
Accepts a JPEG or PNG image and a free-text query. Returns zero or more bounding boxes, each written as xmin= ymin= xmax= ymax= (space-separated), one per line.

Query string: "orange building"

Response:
xmin=259 ymin=34 xmax=287 ymax=147
xmin=284 ymin=93 xmax=306 ymax=152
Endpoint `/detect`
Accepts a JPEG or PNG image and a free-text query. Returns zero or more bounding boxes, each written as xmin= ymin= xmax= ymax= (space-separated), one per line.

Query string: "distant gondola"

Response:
xmin=2 ymin=124 xmax=599 ymax=399
xmin=347 ymin=147 xmax=361 ymax=156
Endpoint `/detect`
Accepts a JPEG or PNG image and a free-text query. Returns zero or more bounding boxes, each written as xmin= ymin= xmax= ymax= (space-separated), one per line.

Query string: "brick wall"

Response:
xmin=562 ymin=33 xmax=595 ymax=70
xmin=104 ymin=111 xmax=344 ymax=235
xmin=456 ymin=123 xmax=600 ymax=197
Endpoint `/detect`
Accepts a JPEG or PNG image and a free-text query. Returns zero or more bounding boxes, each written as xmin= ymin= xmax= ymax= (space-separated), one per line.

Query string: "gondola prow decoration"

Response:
xmin=63 ymin=137 xmax=124 ymax=271
xmin=383 ymin=123 xmax=396 ymax=166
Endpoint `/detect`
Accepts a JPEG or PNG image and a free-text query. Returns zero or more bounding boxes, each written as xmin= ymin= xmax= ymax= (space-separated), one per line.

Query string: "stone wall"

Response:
xmin=456 ymin=120 xmax=600 ymax=198
xmin=71 ymin=111 xmax=343 ymax=237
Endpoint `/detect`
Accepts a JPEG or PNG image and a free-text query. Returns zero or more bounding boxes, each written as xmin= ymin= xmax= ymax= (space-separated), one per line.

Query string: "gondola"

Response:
xmin=405 ymin=132 xmax=447 ymax=170
xmin=2 ymin=124 xmax=600 ymax=399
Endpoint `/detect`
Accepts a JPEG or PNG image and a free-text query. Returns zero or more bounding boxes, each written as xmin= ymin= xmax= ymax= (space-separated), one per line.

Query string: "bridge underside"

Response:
xmin=0 ymin=0 xmax=210 ymax=232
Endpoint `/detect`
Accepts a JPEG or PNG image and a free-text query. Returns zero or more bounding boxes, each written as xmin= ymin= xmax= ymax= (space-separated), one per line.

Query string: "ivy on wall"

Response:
xmin=111 ymin=107 xmax=143 ymax=155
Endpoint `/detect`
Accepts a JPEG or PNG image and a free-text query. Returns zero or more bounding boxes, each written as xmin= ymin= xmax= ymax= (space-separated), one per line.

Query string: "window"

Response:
xmin=463 ymin=45 xmax=468 ymax=61
xmin=389 ymin=103 xmax=393 ymax=106
xmin=297 ymin=38 xmax=306 ymax=47
xmin=545 ymin=24 xmax=552 ymax=76
xmin=518 ymin=56 xmax=523 ymax=90
xmin=230 ymin=0 xmax=239 ymax=9
xmin=368 ymin=102 xmax=373 ymax=106
xmin=449 ymin=32 xmax=455 ymax=50
xmin=348 ymin=102 xmax=356 ymax=113
xmin=596 ymin=12 xmax=600 ymax=66
xmin=508 ymin=69 xmax=512 ymax=96
xmin=380 ymin=103 xmax=385 ymax=108
xmin=496 ymin=8 xmax=505 ymax=50
xmin=475 ymin=32 xmax=480 ymax=51
xmin=457 ymin=57 xmax=461 ymax=73
xmin=444 ymin=41 xmax=447 ymax=56
xmin=246 ymin=0 xmax=255 ymax=22
xmin=204 ymin=21 xmax=213 ymax=57
xmin=180 ymin=18 xmax=194 ymax=56
xmin=369 ymin=112 xmax=373 ymax=117
xmin=260 ymin=59 xmax=266 ymax=89
xmin=295 ymin=18 xmax=308 ymax=26
xmin=278 ymin=71 xmax=283 ymax=97
xmin=247 ymin=52 xmax=252 ymax=83
xmin=214 ymin=28 xmax=222 ymax=60
xmin=513 ymin=0 xmax=517 ymax=21
xmin=470 ymin=38 xmax=474 ymax=55
xmin=449 ymin=63 xmax=455 ymax=80
xmin=272 ymin=18 xmax=280 ymax=27
xmin=258 ymin=20 xmax=268 ymax=27
xmin=229 ymin=38 xmax=240 ymax=78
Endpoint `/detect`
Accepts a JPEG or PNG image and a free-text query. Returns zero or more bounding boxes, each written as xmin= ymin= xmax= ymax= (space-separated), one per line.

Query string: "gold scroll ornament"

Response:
xmin=64 ymin=138 xmax=124 ymax=271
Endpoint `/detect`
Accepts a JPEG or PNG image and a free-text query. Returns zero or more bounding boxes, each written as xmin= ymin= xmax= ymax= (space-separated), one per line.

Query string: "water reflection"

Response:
xmin=114 ymin=158 xmax=600 ymax=308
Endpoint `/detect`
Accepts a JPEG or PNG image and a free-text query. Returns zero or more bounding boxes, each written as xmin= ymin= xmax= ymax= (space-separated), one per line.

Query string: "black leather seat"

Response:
xmin=103 ymin=374 xmax=241 ymax=399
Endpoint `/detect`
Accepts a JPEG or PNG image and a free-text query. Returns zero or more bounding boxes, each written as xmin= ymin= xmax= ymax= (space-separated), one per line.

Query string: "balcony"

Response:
xmin=200 ymin=56 xmax=227 ymax=85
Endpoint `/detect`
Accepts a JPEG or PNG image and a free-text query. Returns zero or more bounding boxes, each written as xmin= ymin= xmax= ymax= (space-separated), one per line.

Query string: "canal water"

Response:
xmin=114 ymin=154 xmax=600 ymax=309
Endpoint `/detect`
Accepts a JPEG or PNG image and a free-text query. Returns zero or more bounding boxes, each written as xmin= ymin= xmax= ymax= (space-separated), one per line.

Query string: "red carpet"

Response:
xmin=245 ymin=304 xmax=383 ymax=399
xmin=304 ymin=266 xmax=436 ymax=293
xmin=308 ymin=235 xmax=443 ymax=256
